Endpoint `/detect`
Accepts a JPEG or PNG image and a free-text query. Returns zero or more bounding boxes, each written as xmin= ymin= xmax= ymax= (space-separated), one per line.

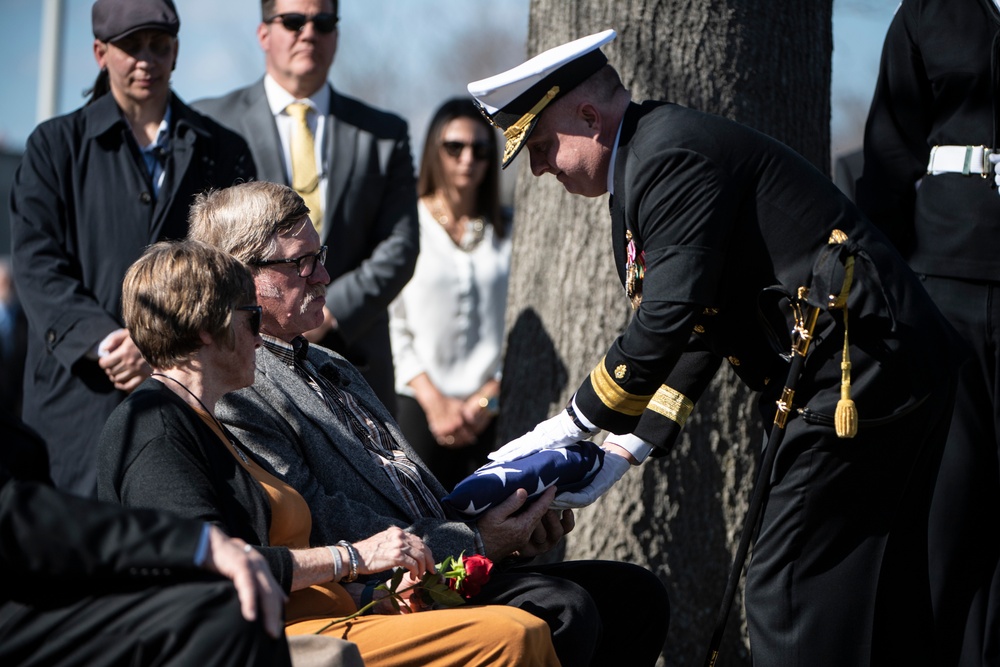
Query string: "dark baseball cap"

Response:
xmin=92 ymin=0 xmax=180 ymax=43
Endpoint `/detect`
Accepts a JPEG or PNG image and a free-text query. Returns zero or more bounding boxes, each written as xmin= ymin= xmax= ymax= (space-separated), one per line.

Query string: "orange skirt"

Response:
xmin=285 ymin=582 xmax=560 ymax=667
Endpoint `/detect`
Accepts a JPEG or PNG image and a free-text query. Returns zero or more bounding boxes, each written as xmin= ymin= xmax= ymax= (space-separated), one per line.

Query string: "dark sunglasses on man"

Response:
xmin=441 ymin=140 xmax=491 ymax=161
xmin=265 ymin=12 xmax=338 ymax=33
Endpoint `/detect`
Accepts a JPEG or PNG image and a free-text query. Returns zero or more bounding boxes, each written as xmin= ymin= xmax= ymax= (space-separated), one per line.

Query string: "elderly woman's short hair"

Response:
xmin=187 ymin=181 xmax=311 ymax=265
xmin=122 ymin=240 xmax=256 ymax=369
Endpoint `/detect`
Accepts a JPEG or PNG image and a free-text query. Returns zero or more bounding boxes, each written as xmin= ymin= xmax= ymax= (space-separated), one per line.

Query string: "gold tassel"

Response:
xmin=834 ymin=306 xmax=858 ymax=438
xmin=828 ymin=230 xmax=858 ymax=438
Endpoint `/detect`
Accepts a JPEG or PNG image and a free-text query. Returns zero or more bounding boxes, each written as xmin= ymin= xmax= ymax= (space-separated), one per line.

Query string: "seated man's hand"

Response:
xmin=488 ymin=408 xmax=593 ymax=464
xmin=991 ymin=152 xmax=1000 ymax=192
xmin=476 ymin=486 xmax=557 ymax=560
xmin=517 ymin=508 xmax=575 ymax=558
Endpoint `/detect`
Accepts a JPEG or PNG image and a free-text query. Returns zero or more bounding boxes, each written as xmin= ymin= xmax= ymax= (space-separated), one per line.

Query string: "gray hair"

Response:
xmin=187 ymin=181 xmax=311 ymax=265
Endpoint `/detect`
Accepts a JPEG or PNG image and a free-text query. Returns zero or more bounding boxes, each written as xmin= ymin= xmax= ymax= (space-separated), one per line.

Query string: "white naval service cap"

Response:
xmin=467 ymin=29 xmax=617 ymax=169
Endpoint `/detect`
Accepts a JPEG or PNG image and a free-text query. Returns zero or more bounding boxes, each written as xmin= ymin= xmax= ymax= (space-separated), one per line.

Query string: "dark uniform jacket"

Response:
xmin=9 ymin=93 xmax=255 ymax=495
xmin=194 ymin=81 xmax=419 ymax=413
xmin=856 ymin=0 xmax=1000 ymax=281
xmin=574 ymin=101 xmax=960 ymax=450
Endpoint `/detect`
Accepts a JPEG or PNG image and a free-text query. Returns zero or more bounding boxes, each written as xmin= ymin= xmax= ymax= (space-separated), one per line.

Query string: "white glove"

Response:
xmin=550 ymin=449 xmax=630 ymax=510
xmin=488 ymin=407 xmax=593 ymax=464
xmin=990 ymin=152 xmax=1000 ymax=192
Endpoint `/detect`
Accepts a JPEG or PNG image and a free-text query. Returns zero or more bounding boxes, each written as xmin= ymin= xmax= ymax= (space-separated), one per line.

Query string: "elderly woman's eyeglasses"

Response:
xmin=236 ymin=305 xmax=262 ymax=336
xmin=265 ymin=12 xmax=338 ymax=34
xmin=441 ymin=140 xmax=491 ymax=161
xmin=252 ymin=246 xmax=328 ymax=278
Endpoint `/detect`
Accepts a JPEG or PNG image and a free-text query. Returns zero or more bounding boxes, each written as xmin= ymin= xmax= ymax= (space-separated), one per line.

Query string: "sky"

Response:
xmin=0 ymin=0 xmax=900 ymax=159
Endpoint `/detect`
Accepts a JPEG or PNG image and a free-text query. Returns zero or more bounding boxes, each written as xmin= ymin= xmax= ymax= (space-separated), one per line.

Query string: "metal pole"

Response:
xmin=36 ymin=0 xmax=65 ymax=124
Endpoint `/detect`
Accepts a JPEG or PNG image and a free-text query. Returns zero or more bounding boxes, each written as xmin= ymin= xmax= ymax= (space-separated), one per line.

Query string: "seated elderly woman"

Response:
xmin=97 ymin=240 xmax=559 ymax=667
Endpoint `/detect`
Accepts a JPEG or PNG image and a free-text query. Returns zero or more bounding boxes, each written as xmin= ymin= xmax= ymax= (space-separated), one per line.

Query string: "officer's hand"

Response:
xmin=990 ymin=153 xmax=1000 ymax=192
xmin=550 ymin=449 xmax=630 ymax=510
xmin=488 ymin=408 xmax=593 ymax=463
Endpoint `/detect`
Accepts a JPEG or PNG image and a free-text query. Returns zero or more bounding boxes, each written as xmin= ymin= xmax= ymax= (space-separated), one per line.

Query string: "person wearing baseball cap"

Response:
xmin=8 ymin=0 xmax=256 ymax=500
xmin=471 ymin=29 xmax=962 ymax=667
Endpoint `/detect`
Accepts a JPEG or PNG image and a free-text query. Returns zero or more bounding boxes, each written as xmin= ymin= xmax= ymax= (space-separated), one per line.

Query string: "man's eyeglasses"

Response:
xmin=441 ymin=140 xmax=491 ymax=161
xmin=252 ymin=246 xmax=328 ymax=278
xmin=237 ymin=305 xmax=262 ymax=336
xmin=265 ymin=12 xmax=338 ymax=34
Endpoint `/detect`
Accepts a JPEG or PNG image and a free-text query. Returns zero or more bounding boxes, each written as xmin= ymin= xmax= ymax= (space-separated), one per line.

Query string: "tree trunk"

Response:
xmin=498 ymin=3 xmax=832 ymax=666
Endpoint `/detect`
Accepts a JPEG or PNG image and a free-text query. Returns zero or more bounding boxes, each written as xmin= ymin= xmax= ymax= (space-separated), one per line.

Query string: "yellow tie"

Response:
xmin=286 ymin=102 xmax=323 ymax=232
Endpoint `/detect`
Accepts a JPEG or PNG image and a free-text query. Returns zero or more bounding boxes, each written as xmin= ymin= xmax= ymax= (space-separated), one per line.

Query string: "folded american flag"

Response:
xmin=441 ymin=442 xmax=605 ymax=517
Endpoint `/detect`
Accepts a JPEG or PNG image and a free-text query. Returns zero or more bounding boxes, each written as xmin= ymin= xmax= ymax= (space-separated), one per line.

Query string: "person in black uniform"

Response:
xmin=856 ymin=1 xmax=1000 ymax=665
xmin=469 ymin=29 xmax=961 ymax=667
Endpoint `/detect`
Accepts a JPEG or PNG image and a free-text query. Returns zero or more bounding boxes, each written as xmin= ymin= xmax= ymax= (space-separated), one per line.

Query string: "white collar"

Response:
xmin=263 ymin=74 xmax=331 ymax=116
xmin=607 ymin=117 xmax=624 ymax=195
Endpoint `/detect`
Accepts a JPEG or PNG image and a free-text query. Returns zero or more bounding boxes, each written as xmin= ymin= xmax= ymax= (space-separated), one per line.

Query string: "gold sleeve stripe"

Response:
xmin=646 ymin=385 xmax=695 ymax=426
xmin=589 ymin=358 xmax=653 ymax=416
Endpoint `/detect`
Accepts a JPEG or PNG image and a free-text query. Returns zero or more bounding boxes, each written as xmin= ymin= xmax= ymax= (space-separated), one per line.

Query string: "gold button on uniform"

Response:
xmin=728 ymin=356 xmax=741 ymax=366
xmin=694 ymin=324 xmax=705 ymax=334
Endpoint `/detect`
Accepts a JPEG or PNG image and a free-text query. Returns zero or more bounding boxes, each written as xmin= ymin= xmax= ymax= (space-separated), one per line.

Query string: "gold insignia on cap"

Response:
xmin=502 ymin=86 xmax=560 ymax=165
xmin=647 ymin=385 xmax=695 ymax=426
xmin=614 ymin=364 xmax=627 ymax=379
xmin=589 ymin=357 xmax=652 ymax=416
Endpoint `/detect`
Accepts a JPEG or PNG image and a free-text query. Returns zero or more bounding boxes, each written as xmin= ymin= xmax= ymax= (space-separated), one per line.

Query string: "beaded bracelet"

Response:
xmin=337 ymin=540 xmax=359 ymax=583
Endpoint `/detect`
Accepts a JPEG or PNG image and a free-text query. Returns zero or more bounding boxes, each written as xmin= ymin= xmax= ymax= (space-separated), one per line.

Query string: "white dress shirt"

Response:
xmin=389 ymin=201 xmax=511 ymax=399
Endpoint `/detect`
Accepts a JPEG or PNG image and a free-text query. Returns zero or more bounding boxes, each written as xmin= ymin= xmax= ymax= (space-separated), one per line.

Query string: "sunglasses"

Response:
xmin=237 ymin=305 xmax=262 ymax=336
xmin=252 ymin=245 xmax=328 ymax=278
xmin=265 ymin=12 xmax=338 ymax=33
xmin=441 ymin=140 xmax=491 ymax=161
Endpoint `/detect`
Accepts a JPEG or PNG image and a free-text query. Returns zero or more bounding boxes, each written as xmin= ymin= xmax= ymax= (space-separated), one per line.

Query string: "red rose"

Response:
xmin=460 ymin=554 xmax=493 ymax=598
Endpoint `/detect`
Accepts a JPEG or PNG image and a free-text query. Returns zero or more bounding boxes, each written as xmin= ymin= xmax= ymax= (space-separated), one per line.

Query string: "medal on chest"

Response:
xmin=625 ymin=230 xmax=645 ymax=310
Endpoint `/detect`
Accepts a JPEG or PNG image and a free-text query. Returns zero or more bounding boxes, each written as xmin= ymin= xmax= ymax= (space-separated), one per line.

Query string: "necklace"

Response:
xmin=428 ymin=195 xmax=486 ymax=251
xmin=151 ymin=372 xmax=249 ymax=464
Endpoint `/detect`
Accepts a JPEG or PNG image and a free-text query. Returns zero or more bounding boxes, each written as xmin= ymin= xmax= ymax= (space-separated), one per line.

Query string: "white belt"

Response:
xmin=927 ymin=145 xmax=994 ymax=177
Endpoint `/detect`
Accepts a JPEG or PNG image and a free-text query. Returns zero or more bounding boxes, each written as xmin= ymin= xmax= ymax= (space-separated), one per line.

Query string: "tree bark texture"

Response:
xmin=498 ymin=2 xmax=832 ymax=666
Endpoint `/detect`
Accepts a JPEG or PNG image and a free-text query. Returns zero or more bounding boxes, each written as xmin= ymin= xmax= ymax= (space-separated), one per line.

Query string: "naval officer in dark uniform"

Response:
xmin=856 ymin=1 xmax=1000 ymax=665
xmin=469 ymin=29 xmax=961 ymax=667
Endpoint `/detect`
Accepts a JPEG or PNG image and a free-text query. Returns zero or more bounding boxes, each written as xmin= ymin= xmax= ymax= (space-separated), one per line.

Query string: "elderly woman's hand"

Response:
xmin=352 ymin=526 xmax=436 ymax=580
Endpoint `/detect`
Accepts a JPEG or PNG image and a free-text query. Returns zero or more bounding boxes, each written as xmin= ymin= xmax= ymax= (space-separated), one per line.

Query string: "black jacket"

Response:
xmin=856 ymin=0 xmax=1000 ymax=280
xmin=9 ymin=92 xmax=255 ymax=495
xmin=574 ymin=101 xmax=960 ymax=450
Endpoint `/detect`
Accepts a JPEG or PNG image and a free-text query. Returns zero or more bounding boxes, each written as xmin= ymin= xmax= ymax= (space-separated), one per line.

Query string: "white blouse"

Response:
xmin=389 ymin=200 xmax=511 ymax=399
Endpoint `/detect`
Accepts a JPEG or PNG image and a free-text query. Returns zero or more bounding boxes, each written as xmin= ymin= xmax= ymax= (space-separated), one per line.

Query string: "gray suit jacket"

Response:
xmin=215 ymin=344 xmax=478 ymax=560
xmin=194 ymin=80 xmax=419 ymax=412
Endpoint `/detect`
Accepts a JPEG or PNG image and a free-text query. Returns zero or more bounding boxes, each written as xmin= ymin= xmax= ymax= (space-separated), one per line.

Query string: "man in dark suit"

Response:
xmin=469 ymin=30 xmax=961 ymax=667
xmin=0 ymin=408 xmax=291 ymax=666
xmin=193 ymin=0 xmax=418 ymax=415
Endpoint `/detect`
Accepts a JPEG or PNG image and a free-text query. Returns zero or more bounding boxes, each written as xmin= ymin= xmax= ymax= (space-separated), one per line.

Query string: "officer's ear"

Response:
xmin=579 ymin=102 xmax=601 ymax=135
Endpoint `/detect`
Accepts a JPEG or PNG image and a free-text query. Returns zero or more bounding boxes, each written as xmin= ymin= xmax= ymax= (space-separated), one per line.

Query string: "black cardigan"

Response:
xmin=97 ymin=378 xmax=295 ymax=591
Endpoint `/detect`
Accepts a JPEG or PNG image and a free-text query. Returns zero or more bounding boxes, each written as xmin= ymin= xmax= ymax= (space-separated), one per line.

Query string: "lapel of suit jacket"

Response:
xmin=323 ymin=87 xmax=358 ymax=244
xmin=245 ymin=80 xmax=289 ymax=185
xmin=256 ymin=346 xmax=423 ymax=517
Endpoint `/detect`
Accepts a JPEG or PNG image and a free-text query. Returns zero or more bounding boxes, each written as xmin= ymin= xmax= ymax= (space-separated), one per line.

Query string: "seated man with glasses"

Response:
xmin=189 ymin=181 xmax=671 ymax=667
xmin=193 ymin=0 xmax=418 ymax=417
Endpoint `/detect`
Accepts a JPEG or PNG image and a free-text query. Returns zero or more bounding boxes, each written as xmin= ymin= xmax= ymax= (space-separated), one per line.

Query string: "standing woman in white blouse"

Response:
xmin=389 ymin=98 xmax=510 ymax=490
